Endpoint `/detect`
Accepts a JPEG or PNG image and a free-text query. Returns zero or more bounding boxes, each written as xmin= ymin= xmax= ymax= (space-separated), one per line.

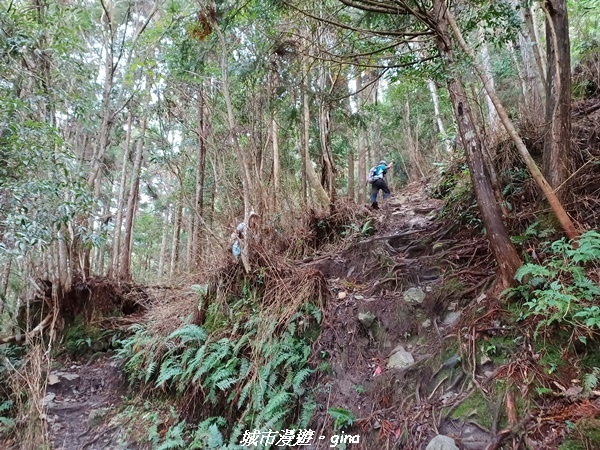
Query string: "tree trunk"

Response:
xmin=427 ymin=79 xmax=452 ymax=154
xmin=0 ymin=258 xmax=11 ymax=315
xmin=477 ymin=28 xmax=500 ymax=132
xmin=214 ymin=22 xmax=253 ymax=220
xmin=347 ymin=148 xmax=355 ymax=200
xmin=433 ymin=0 xmax=522 ymax=289
xmin=518 ymin=1 xmax=546 ymax=113
xmin=272 ymin=117 xmax=280 ymax=210
xmin=302 ymin=60 xmax=330 ymax=208
xmin=446 ymin=10 xmax=578 ymax=240
xmin=108 ymin=109 xmax=132 ymax=278
xmin=157 ymin=207 xmax=170 ymax=279
xmin=404 ymin=100 xmax=425 ymax=180
xmin=319 ymin=98 xmax=336 ymax=203
xmin=193 ymin=93 xmax=207 ymax=267
xmin=507 ymin=40 xmax=529 ymax=106
xmin=169 ymin=198 xmax=182 ymax=280
xmin=120 ymin=107 xmax=148 ymax=281
xmin=542 ymin=0 xmax=572 ymax=202
xmin=526 ymin=1 xmax=547 ymax=84
xmin=356 ymin=71 xmax=367 ymax=204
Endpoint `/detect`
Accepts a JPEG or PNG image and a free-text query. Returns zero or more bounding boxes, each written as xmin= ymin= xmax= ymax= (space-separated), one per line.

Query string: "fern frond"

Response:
xmin=292 ymin=368 xmax=312 ymax=393
xmin=168 ymin=324 xmax=207 ymax=344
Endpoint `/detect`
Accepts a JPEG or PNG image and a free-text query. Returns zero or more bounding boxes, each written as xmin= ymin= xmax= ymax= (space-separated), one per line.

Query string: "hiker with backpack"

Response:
xmin=367 ymin=159 xmax=394 ymax=209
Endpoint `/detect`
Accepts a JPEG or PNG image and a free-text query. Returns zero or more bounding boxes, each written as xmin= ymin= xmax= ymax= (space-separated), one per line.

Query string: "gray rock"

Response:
xmin=358 ymin=311 xmax=376 ymax=328
xmin=422 ymin=319 xmax=432 ymax=328
xmin=88 ymin=408 xmax=110 ymax=427
xmin=403 ymin=287 xmax=426 ymax=304
xmin=42 ymin=393 xmax=56 ymax=407
xmin=425 ymin=435 xmax=459 ymax=450
xmin=387 ymin=347 xmax=414 ymax=369
xmin=443 ymin=311 xmax=461 ymax=326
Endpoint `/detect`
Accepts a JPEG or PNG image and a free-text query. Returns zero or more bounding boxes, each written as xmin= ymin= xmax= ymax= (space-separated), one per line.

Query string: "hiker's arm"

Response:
xmin=386 ymin=160 xmax=394 ymax=170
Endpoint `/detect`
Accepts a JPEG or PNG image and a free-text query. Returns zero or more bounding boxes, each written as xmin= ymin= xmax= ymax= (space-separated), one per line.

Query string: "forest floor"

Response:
xmin=29 ymin=178 xmax=600 ymax=449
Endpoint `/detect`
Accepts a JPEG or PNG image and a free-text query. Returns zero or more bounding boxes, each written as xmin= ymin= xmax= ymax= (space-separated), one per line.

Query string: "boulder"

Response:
xmin=425 ymin=435 xmax=459 ymax=450
xmin=387 ymin=346 xmax=414 ymax=369
xmin=403 ymin=287 xmax=426 ymax=305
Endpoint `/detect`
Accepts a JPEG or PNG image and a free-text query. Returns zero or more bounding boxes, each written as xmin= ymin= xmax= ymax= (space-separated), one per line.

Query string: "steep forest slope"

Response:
xmin=4 ymin=159 xmax=598 ymax=450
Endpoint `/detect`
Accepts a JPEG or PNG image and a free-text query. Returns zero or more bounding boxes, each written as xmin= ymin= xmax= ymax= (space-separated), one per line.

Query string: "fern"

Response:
xmin=168 ymin=324 xmax=207 ymax=344
xmin=145 ymin=359 xmax=158 ymax=383
xmin=155 ymin=359 xmax=183 ymax=388
xmin=156 ymin=421 xmax=186 ymax=450
xmin=292 ymin=368 xmax=312 ymax=394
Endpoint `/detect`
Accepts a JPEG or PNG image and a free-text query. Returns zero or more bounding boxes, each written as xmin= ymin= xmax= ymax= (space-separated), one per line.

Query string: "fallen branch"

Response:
xmin=0 ymin=313 xmax=53 ymax=345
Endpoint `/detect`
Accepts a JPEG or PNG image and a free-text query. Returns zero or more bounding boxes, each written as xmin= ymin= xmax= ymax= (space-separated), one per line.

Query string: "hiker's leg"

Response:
xmin=382 ymin=181 xmax=391 ymax=200
xmin=370 ymin=184 xmax=379 ymax=205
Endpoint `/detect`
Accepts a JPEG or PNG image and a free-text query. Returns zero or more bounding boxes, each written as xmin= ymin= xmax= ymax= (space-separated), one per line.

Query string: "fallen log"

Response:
xmin=0 ymin=313 xmax=53 ymax=345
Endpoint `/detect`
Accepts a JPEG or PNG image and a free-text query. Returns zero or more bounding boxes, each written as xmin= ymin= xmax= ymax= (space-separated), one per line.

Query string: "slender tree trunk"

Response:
xmin=507 ymin=41 xmax=529 ymax=105
xmin=447 ymin=9 xmax=578 ymax=240
xmin=93 ymin=200 xmax=110 ymax=274
xmin=0 ymin=258 xmax=11 ymax=315
xmin=478 ymin=29 xmax=500 ymax=132
xmin=301 ymin=60 xmax=330 ymax=208
xmin=526 ymin=2 xmax=547 ymax=84
xmin=57 ymin=229 xmax=71 ymax=293
xmin=185 ymin=210 xmax=193 ymax=266
xmin=433 ymin=0 xmax=522 ymax=289
xmin=169 ymin=199 xmax=183 ymax=280
xmin=108 ymin=110 xmax=132 ymax=278
xmin=347 ymin=148 xmax=355 ymax=200
xmin=318 ymin=61 xmax=336 ymax=204
xmin=404 ymin=100 xmax=425 ymax=179
xmin=427 ymin=79 xmax=452 ymax=154
xmin=214 ymin=21 xmax=253 ymax=220
xmin=518 ymin=1 xmax=546 ymax=112
xmin=120 ymin=106 xmax=148 ymax=281
xmin=356 ymin=71 xmax=366 ymax=204
xmin=542 ymin=0 xmax=572 ymax=202
xmin=157 ymin=208 xmax=170 ymax=279
xmin=192 ymin=91 xmax=207 ymax=268
xmin=319 ymin=101 xmax=335 ymax=203
xmin=272 ymin=118 xmax=280 ymax=210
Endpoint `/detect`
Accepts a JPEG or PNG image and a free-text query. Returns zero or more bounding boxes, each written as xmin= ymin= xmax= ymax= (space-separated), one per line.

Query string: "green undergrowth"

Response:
xmin=114 ymin=279 xmax=323 ymax=449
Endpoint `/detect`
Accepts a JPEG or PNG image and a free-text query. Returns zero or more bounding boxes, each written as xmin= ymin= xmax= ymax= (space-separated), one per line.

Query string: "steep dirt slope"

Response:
xmin=307 ymin=182 xmax=498 ymax=450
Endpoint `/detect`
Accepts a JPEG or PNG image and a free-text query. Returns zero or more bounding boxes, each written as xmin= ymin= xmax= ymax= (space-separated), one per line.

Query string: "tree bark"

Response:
xmin=356 ymin=70 xmax=366 ymax=204
xmin=302 ymin=59 xmax=330 ymax=208
xmin=157 ymin=207 xmax=170 ymax=279
xmin=542 ymin=0 xmax=572 ymax=202
xmin=518 ymin=0 xmax=546 ymax=112
xmin=433 ymin=0 xmax=522 ymax=289
xmin=169 ymin=198 xmax=182 ymax=280
xmin=272 ymin=117 xmax=280 ymax=210
xmin=477 ymin=28 xmax=500 ymax=132
xmin=319 ymin=89 xmax=336 ymax=202
xmin=0 ymin=258 xmax=11 ymax=315
xmin=427 ymin=79 xmax=452 ymax=154
xmin=192 ymin=91 xmax=207 ymax=268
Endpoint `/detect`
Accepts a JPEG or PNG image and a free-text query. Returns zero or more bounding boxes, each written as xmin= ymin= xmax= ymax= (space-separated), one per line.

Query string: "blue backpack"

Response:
xmin=367 ymin=164 xmax=385 ymax=183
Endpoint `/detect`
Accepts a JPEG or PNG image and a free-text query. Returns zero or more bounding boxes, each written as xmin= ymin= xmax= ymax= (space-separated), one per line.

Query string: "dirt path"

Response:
xmin=45 ymin=355 xmax=127 ymax=450
xmin=309 ymin=183 xmax=492 ymax=449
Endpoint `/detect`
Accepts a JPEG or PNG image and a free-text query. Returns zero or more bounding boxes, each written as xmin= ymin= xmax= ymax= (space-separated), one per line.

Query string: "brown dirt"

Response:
xmin=45 ymin=354 xmax=129 ymax=450
xmin=307 ymin=182 xmax=495 ymax=449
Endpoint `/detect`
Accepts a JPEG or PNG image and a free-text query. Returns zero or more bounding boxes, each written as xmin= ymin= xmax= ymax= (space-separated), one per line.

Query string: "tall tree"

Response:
xmin=542 ymin=0 xmax=572 ymax=202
